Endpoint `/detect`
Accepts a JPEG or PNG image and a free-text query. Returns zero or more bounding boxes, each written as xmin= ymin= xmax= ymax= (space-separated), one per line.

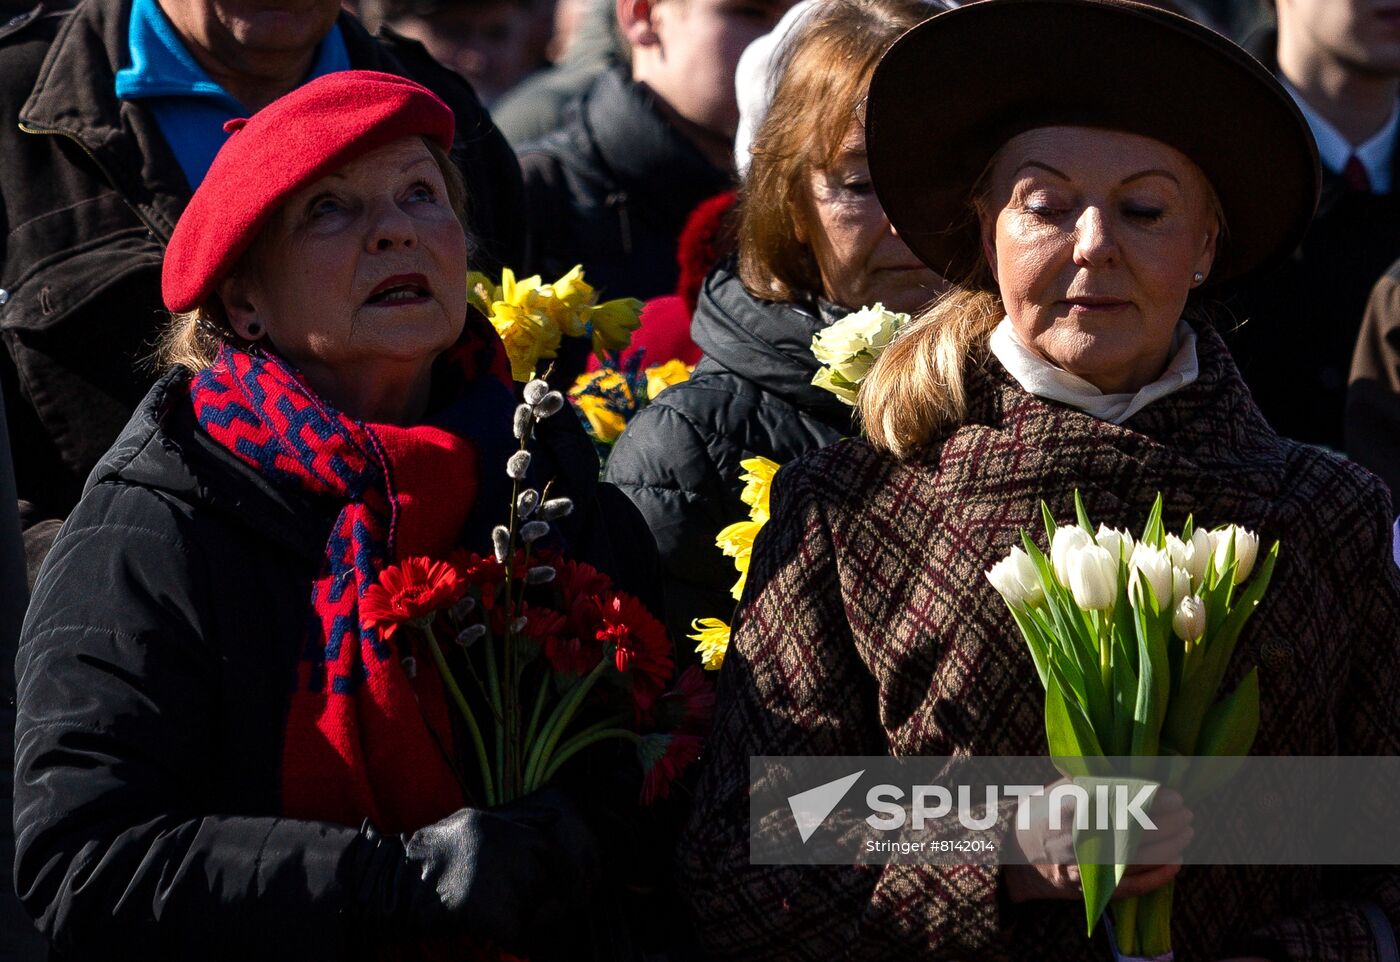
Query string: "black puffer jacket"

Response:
xmin=0 ymin=0 xmax=526 ymax=579
xmin=518 ymin=66 xmax=732 ymax=304
xmin=14 ymin=365 xmax=659 ymax=961
xmin=603 ymin=262 xmax=855 ymax=646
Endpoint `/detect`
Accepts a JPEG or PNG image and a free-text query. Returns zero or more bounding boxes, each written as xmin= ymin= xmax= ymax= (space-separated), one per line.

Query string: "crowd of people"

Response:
xmin=1 ymin=0 xmax=1398 ymax=959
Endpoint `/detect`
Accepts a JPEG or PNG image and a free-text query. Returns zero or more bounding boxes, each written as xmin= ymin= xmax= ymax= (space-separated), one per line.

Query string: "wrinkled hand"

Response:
xmin=1002 ymin=778 xmax=1194 ymax=904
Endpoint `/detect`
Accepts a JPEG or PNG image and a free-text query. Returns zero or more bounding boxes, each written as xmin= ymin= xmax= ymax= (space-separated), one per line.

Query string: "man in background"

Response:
xmin=0 ymin=0 xmax=523 ymax=585
xmin=367 ymin=0 xmax=539 ymax=107
xmin=517 ymin=0 xmax=795 ymax=303
xmin=1228 ymin=0 xmax=1400 ymax=450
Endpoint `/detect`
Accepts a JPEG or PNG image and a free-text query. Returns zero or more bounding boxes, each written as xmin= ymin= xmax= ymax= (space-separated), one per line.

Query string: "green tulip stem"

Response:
xmin=540 ymin=724 xmax=638 ymax=784
xmin=1099 ymin=611 xmax=1112 ymax=696
xmin=1137 ymin=879 xmax=1175 ymax=956
xmin=422 ymin=623 xmax=497 ymax=807
xmin=1114 ymin=897 xmax=1140 ymax=955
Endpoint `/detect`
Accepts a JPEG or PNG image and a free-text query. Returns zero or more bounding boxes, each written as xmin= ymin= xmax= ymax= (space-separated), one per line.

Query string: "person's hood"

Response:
xmin=689 ymin=261 xmax=855 ymax=427
xmin=88 ymin=369 xmax=333 ymax=561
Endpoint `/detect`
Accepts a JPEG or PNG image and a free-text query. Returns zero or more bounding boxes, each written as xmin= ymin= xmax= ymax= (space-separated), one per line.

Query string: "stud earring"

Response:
xmin=1192 ymin=272 xmax=1205 ymax=285
xmin=246 ymin=322 xmax=263 ymax=338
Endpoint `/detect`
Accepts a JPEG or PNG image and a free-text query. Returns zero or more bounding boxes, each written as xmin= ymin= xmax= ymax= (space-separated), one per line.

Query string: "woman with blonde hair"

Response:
xmin=604 ymin=0 xmax=946 ymax=644
xmin=679 ymin=1 xmax=1400 ymax=959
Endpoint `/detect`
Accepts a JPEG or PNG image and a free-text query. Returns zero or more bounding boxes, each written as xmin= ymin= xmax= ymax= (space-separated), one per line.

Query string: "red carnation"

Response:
xmin=637 ymin=733 xmax=702 ymax=805
xmin=652 ymin=665 xmax=715 ymax=734
xmin=361 ymin=556 xmax=465 ymax=638
xmin=596 ymin=591 xmax=673 ymax=711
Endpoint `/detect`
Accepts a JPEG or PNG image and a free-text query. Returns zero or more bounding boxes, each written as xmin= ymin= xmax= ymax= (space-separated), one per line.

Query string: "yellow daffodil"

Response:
xmin=645 ymin=360 xmax=692 ymax=399
xmin=469 ymin=266 xmax=645 ymax=378
xmin=590 ymin=297 xmax=645 ymax=355
xmin=717 ymin=519 xmax=762 ymax=600
xmin=738 ymin=456 xmax=779 ymax=525
xmin=573 ymin=393 xmax=628 ymax=443
xmin=569 ymin=368 xmax=630 ymax=398
xmin=492 ymin=305 xmax=559 ymax=382
xmin=689 ymin=617 xmax=731 ymax=671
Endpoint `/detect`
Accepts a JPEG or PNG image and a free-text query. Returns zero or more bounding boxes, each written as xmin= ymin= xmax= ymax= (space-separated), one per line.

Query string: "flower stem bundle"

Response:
xmin=361 ymin=379 xmax=710 ymax=806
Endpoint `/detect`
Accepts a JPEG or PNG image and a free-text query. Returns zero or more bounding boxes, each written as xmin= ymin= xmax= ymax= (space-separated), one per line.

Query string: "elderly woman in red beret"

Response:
xmin=13 ymin=72 xmax=654 ymax=961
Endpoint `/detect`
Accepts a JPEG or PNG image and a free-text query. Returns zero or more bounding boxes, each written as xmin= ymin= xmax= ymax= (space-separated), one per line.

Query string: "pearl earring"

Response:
xmin=1192 ymin=272 xmax=1205 ymax=285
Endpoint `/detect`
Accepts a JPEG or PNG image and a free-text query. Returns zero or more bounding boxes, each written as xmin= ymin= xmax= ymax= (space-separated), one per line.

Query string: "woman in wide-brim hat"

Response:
xmin=678 ymin=2 xmax=1400 ymax=960
xmin=12 ymin=71 xmax=659 ymax=961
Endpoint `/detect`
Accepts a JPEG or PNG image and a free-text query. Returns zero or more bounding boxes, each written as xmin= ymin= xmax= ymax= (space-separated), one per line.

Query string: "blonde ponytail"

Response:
xmin=858 ymin=261 xmax=1001 ymax=458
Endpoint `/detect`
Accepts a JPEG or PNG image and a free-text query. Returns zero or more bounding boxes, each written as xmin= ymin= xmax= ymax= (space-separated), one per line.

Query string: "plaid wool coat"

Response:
xmin=678 ymin=324 xmax=1400 ymax=962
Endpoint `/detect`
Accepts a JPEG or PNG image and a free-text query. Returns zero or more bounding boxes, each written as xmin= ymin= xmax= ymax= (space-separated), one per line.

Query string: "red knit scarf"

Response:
xmin=190 ymin=328 xmax=510 ymax=832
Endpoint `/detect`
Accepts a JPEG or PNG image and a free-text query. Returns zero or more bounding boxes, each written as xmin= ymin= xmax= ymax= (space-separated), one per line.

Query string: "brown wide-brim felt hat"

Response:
xmin=865 ymin=0 xmax=1321 ymax=287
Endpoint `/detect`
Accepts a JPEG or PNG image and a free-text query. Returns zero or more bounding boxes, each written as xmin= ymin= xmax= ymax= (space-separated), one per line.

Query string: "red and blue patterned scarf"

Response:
xmin=190 ymin=323 xmax=512 ymax=832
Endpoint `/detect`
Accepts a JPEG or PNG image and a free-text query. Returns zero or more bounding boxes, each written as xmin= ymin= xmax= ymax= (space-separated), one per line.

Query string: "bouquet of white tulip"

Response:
xmin=986 ymin=492 xmax=1278 ymax=959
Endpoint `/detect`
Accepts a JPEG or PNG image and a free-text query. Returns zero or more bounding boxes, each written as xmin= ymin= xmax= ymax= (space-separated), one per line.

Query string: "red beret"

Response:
xmin=162 ymin=70 xmax=456 ymax=313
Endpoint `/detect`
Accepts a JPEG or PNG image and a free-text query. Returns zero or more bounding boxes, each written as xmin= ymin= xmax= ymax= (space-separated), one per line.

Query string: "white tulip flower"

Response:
xmin=1095 ymin=524 xmax=1135 ymax=564
xmin=1172 ymin=595 xmax=1207 ymax=643
xmin=1128 ymin=544 xmax=1174 ymax=610
xmin=1066 ymin=544 xmax=1119 ymax=611
xmin=1186 ymin=527 xmax=1212 ymax=585
xmin=1050 ymin=525 xmax=1094 ymax=587
xmin=1210 ymin=525 xmax=1260 ymax=585
xmin=986 ymin=547 xmax=1045 ymax=609
xmin=1165 ymin=533 xmax=1189 ymax=569
xmin=1172 ymin=565 xmax=1193 ymax=606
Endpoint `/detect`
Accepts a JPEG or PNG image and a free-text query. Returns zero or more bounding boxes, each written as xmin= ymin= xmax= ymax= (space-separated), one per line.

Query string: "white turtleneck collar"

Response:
xmin=989 ymin=317 xmax=1199 ymax=424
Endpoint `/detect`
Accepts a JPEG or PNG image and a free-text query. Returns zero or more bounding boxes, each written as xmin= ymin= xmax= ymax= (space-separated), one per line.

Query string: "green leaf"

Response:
xmin=1009 ymin=606 xmax=1051 ymax=690
xmin=1130 ymin=598 xmax=1170 ymax=757
xmin=1041 ymin=500 xmax=1059 ymax=545
xmin=1196 ymin=668 xmax=1260 ymax=757
xmin=1111 ymin=632 xmax=1138 ymax=756
xmin=1184 ymin=669 xmax=1259 ymax=799
xmin=1046 ymin=664 xmax=1106 ymax=770
xmin=1141 ymin=493 xmax=1166 ymax=548
xmin=1074 ymin=489 xmax=1095 ymax=534
xmin=1072 ymin=777 xmax=1160 ymax=938
xmin=1078 ymin=857 xmax=1118 ymax=936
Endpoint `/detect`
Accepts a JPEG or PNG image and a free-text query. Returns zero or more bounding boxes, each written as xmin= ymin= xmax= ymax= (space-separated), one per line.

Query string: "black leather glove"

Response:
xmin=351 ymin=790 xmax=593 ymax=954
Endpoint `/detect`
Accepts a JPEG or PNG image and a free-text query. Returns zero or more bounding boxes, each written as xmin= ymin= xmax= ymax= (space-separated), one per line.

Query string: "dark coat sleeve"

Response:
xmin=603 ymin=397 xmax=744 ymax=647
xmin=0 ymin=384 xmax=45 ymax=961
xmin=13 ymin=481 xmax=374 ymax=961
xmin=677 ymin=462 xmax=1015 ymax=961
xmin=1348 ymin=264 xmax=1400 ymax=514
xmin=1241 ymin=475 xmax=1400 ymax=962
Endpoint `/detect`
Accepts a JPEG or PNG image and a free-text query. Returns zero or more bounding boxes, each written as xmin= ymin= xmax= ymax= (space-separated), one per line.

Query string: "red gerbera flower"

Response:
xmin=637 ymin=732 xmax=702 ymax=805
xmin=449 ymin=549 xmax=508 ymax=611
xmin=555 ymin=558 xmax=613 ymax=602
xmin=596 ymin=591 xmax=673 ymax=711
xmin=651 ymin=665 xmax=715 ymax=734
xmin=361 ymin=556 xmax=466 ymax=638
